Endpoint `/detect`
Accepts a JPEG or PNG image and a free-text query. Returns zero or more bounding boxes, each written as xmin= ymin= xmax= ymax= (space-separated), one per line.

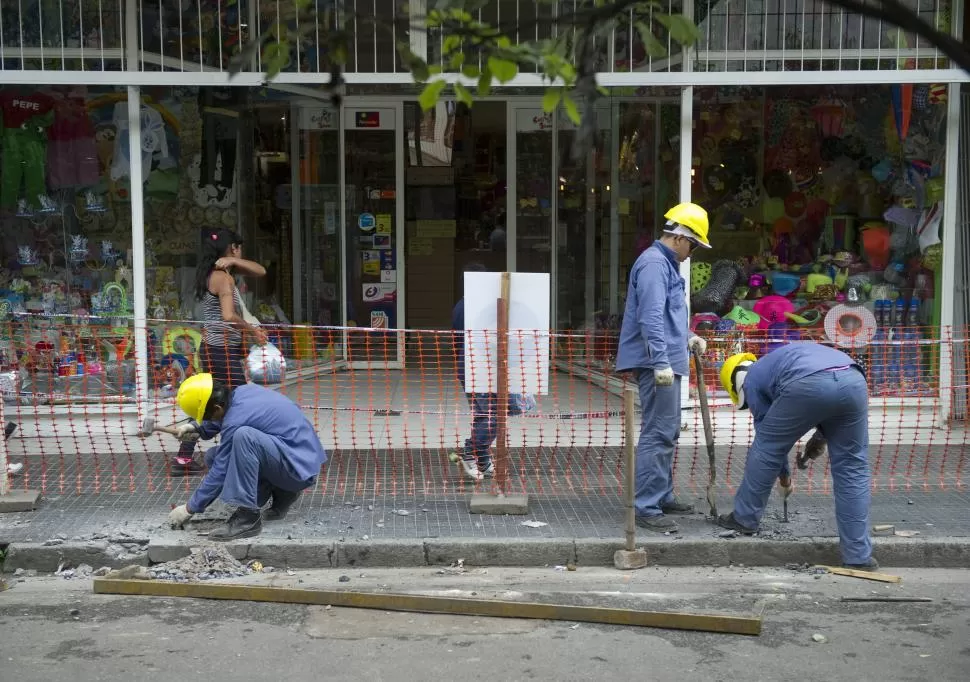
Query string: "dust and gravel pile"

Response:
xmin=146 ymin=545 xmax=252 ymax=582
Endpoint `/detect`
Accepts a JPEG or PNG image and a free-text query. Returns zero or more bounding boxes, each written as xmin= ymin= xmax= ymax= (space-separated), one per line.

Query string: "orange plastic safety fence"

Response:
xmin=1 ymin=315 xmax=968 ymax=498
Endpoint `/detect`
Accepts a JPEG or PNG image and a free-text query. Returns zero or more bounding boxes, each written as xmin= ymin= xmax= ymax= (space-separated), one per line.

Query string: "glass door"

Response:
xmin=556 ymin=105 xmax=612 ymax=333
xmin=343 ymin=104 xmax=404 ymax=366
xmin=510 ymin=106 xmax=554 ymax=278
xmin=294 ymin=104 xmax=342 ymax=362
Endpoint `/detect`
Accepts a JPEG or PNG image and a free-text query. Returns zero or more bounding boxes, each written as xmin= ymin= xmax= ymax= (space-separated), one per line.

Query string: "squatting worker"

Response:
xmin=615 ymin=202 xmax=711 ymax=533
xmin=167 ymin=373 xmax=328 ymax=541
xmin=717 ymin=343 xmax=877 ymax=571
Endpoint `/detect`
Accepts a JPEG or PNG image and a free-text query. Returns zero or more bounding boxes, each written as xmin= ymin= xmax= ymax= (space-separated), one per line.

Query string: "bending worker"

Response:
xmin=167 ymin=373 xmax=328 ymax=541
xmin=615 ymin=202 xmax=711 ymax=533
xmin=717 ymin=342 xmax=877 ymax=571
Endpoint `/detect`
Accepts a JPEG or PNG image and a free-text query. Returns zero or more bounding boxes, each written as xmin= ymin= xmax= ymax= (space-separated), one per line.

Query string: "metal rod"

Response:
xmin=92 ymin=579 xmax=763 ymax=635
xmin=494 ymin=272 xmax=512 ymax=495
xmin=624 ymin=386 xmax=637 ymax=552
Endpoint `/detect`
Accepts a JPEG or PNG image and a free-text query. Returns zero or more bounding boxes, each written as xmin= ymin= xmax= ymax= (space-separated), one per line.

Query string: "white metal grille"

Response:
xmin=0 ymin=0 xmax=960 ymax=82
xmin=695 ymin=0 xmax=950 ymax=73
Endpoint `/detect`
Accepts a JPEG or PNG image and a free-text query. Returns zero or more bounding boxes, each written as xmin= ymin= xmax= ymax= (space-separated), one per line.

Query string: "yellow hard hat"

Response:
xmin=664 ymin=202 xmax=711 ymax=246
xmin=176 ymin=373 xmax=213 ymax=424
xmin=719 ymin=353 xmax=757 ymax=408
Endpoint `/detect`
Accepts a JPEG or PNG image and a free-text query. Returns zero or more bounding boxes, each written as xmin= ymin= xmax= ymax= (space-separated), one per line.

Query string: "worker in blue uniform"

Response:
xmin=615 ymin=202 xmax=711 ymax=533
xmin=167 ymin=373 xmax=328 ymax=541
xmin=718 ymin=342 xmax=877 ymax=570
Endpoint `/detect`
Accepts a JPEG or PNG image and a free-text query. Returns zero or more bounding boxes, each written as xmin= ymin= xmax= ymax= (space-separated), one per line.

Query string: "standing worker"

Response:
xmin=615 ymin=202 xmax=711 ymax=532
xmin=167 ymin=373 xmax=328 ymax=540
xmin=716 ymin=342 xmax=877 ymax=570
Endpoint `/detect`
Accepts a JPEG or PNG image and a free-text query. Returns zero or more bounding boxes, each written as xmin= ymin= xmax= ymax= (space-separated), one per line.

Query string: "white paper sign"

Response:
xmin=463 ymin=272 xmax=550 ymax=395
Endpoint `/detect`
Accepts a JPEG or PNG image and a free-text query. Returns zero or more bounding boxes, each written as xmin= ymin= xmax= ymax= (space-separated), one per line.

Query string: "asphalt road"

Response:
xmin=1 ymin=566 xmax=967 ymax=681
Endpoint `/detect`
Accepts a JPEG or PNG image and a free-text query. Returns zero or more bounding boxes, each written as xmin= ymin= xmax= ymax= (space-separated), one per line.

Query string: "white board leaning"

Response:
xmin=463 ymin=272 xmax=550 ymax=396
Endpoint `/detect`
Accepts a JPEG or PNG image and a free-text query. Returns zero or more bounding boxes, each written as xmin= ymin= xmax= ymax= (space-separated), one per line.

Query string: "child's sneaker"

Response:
xmin=480 ymin=462 xmax=495 ymax=478
xmin=456 ymin=455 xmax=483 ymax=482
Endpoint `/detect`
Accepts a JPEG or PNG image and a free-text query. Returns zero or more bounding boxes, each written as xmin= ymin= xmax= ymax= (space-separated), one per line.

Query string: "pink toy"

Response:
xmin=753 ymin=295 xmax=796 ymax=330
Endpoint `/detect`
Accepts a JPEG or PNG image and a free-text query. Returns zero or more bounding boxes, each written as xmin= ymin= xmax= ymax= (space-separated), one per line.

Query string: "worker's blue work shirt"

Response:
xmin=615 ymin=241 xmax=689 ymax=376
xmin=189 ymin=384 xmax=328 ymax=512
xmin=743 ymin=343 xmax=864 ymax=426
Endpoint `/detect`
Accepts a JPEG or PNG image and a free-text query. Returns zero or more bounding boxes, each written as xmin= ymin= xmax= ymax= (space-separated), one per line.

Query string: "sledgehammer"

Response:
xmin=137 ymin=417 xmax=196 ymax=440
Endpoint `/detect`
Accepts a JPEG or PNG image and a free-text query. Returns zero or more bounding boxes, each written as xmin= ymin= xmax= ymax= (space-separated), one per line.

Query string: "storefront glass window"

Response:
xmin=555 ymin=105 xmax=611 ymax=330
xmin=513 ymin=107 xmax=554 ymax=276
xmin=692 ymin=85 xmax=947 ymax=397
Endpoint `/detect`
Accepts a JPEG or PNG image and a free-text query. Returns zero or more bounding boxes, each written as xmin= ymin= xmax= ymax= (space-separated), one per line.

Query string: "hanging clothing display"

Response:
xmin=47 ymin=92 xmax=99 ymax=189
xmin=110 ymin=101 xmax=168 ymax=182
xmin=0 ymin=90 xmax=55 ymax=208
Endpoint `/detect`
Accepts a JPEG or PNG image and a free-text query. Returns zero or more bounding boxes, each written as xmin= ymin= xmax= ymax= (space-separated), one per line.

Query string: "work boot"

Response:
xmin=4 ymin=422 xmax=16 ymax=441
xmin=716 ymin=512 xmax=757 ymax=536
xmin=843 ymin=558 xmax=880 ymax=572
xmin=168 ymin=457 xmax=205 ymax=477
xmin=636 ymin=514 xmax=678 ymax=533
xmin=263 ymin=489 xmax=301 ymax=521
xmin=210 ymin=508 xmax=262 ymax=541
xmin=661 ymin=498 xmax=695 ymax=515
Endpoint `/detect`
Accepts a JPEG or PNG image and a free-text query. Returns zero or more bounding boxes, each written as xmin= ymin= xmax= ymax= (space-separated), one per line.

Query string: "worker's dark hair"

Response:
xmin=202 ymin=380 xmax=233 ymax=420
xmin=464 ymin=262 xmax=488 ymax=273
xmin=195 ymin=228 xmax=243 ymax=300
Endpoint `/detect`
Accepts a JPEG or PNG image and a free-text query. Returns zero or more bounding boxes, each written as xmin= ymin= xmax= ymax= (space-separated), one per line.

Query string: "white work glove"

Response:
xmin=168 ymin=504 xmax=193 ymax=529
xmin=688 ymin=335 xmax=707 ymax=355
xmin=175 ymin=424 xmax=200 ymax=443
xmin=654 ymin=367 xmax=675 ymax=387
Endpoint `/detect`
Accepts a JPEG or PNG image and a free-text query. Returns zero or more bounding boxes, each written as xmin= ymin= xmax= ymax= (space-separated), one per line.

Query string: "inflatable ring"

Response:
xmin=161 ymin=326 xmax=203 ymax=372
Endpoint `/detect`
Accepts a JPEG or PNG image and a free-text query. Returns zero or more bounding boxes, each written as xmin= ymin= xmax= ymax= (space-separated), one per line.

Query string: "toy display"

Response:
xmin=683 ymin=85 xmax=948 ymax=398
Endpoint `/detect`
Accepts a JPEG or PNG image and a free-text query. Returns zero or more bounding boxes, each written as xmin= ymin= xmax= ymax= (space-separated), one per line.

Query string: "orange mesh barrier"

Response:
xmin=1 ymin=315 xmax=967 ymax=498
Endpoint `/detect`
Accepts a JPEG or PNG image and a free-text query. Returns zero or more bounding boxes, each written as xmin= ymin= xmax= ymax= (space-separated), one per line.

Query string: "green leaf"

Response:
xmin=419 ymin=80 xmax=447 ymax=111
xmin=542 ymin=88 xmax=562 ymax=113
xmin=453 ymin=82 xmax=474 ymax=107
xmin=635 ymin=21 xmax=668 ymax=58
xmin=656 ymin=14 xmax=702 ymax=45
xmin=562 ymin=94 xmax=581 ymax=125
xmin=487 ymin=56 xmax=518 ymax=83
xmin=477 ymin=69 xmax=492 ymax=96
xmin=461 ymin=64 xmax=481 ymax=78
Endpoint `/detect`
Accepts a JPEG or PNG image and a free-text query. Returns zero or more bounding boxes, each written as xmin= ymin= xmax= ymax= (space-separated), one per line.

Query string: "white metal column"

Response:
xmin=937 ymin=84 xmax=961 ymax=426
xmin=584 ymin=128 xmax=596 ymax=325
xmin=125 ymin=0 xmax=150 ymax=420
xmin=678 ymin=86 xmax=694 ymax=408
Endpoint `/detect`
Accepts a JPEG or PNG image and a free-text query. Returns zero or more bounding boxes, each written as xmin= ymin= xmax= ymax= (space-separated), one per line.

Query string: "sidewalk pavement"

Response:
xmin=2 ymin=447 xmax=968 ymax=571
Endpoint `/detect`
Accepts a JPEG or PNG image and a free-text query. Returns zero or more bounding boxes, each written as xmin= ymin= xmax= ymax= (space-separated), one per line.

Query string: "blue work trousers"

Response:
xmin=462 ymin=393 xmax=496 ymax=467
xmin=634 ymin=370 xmax=683 ymax=517
xmin=221 ymin=426 xmax=316 ymax=510
xmin=733 ymin=369 xmax=872 ymax=565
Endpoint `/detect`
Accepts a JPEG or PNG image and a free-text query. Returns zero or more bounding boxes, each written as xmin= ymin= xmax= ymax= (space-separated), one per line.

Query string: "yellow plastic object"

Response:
xmin=292 ymin=327 xmax=315 ymax=360
xmin=161 ymin=326 xmax=202 ymax=371
xmin=805 ymin=273 xmax=834 ymax=294
xmin=719 ymin=352 xmax=757 ymax=407
xmin=177 ymin=373 xmax=213 ymax=423
xmin=664 ymin=202 xmax=710 ymax=246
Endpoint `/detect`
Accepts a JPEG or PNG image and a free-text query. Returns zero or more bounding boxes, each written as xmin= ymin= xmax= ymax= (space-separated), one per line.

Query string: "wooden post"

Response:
xmin=494 ymin=272 xmax=511 ymax=495
xmin=623 ymin=386 xmax=637 ymax=552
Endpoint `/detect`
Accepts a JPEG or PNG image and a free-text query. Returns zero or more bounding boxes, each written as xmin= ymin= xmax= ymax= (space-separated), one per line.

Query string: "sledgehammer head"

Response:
xmin=137 ymin=417 xmax=155 ymax=438
xmin=613 ymin=548 xmax=648 ymax=570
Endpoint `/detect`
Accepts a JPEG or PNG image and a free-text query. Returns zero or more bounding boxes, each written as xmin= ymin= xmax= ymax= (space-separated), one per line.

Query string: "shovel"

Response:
xmin=692 ymin=347 xmax=717 ymax=518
